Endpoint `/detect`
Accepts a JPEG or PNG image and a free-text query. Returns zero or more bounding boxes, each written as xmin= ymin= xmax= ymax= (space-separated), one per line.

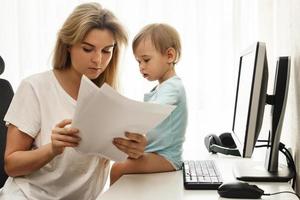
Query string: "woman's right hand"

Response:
xmin=51 ymin=119 xmax=81 ymax=156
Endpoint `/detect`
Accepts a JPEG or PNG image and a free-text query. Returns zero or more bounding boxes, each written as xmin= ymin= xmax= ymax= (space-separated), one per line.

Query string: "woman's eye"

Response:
xmin=102 ymin=48 xmax=113 ymax=54
xmin=144 ymin=59 xmax=150 ymax=63
xmin=83 ymin=47 xmax=93 ymax=52
xmin=102 ymin=50 xmax=111 ymax=54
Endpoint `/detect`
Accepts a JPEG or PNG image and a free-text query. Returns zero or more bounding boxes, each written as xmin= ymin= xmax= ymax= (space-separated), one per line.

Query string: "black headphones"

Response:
xmin=204 ymin=132 xmax=241 ymax=156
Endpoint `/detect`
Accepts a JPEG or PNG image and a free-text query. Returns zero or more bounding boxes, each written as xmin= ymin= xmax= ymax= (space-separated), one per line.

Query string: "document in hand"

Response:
xmin=72 ymin=76 xmax=175 ymax=161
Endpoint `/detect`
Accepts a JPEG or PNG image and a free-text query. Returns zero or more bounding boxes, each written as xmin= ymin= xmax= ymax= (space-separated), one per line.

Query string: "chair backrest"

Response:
xmin=0 ymin=56 xmax=14 ymax=187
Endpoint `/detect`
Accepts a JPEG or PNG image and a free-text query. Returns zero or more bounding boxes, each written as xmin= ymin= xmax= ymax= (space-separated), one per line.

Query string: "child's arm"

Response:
xmin=110 ymin=152 xmax=175 ymax=185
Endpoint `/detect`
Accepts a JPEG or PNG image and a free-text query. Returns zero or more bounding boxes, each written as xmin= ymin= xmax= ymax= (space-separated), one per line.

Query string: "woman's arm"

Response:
xmin=110 ymin=152 xmax=175 ymax=185
xmin=4 ymin=125 xmax=55 ymax=177
xmin=110 ymin=132 xmax=174 ymax=185
xmin=4 ymin=119 xmax=80 ymax=177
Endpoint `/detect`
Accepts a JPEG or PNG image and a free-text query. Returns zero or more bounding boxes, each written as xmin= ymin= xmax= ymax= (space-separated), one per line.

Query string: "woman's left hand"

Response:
xmin=113 ymin=132 xmax=147 ymax=159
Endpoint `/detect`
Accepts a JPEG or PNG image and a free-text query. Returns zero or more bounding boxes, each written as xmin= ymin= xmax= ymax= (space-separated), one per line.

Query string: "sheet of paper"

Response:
xmin=72 ymin=76 xmax=175 ymax=161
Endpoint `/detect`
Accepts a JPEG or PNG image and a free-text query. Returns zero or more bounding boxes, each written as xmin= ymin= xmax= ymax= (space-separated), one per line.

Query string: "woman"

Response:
xmin=0 ymin=2 xmax=146 ymax=199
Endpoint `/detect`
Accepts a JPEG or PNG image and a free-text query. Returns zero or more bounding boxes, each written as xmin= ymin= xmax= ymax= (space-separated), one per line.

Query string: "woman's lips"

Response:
xmin=88 ymin=67 xmax=102 ymax=72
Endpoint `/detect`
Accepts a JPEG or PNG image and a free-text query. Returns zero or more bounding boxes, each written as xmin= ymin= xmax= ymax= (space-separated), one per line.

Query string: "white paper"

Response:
xmin=72 ymin=76 xmax=175 ymax=161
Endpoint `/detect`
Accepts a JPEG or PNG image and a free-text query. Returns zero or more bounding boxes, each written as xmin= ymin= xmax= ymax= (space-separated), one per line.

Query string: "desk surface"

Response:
xmin=96 ymin=157 xmax=297 ymax=200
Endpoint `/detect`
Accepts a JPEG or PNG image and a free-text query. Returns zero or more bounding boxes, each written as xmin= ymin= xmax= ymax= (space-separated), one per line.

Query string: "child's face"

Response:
xmin=134 ymin=38 xmax=173 ymax=83
xmin=69 ymin=28 xmax=115 ymax=80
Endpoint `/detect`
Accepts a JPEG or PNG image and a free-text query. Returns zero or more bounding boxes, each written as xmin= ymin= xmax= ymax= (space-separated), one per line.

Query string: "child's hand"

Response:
xmin=113 ymin=132 xmax=147 ymax=159
xmin=51 ymin=119 xmax=81 ymax=156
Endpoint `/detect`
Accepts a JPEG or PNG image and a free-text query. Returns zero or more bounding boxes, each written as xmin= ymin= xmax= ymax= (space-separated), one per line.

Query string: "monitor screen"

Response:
xmin=232 ymin=42 xmax=268 ymax=158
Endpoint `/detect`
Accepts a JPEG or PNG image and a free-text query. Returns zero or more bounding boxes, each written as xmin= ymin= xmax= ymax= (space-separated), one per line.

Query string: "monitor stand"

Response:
xmin=233 ymin=159 xmax=294 ymax=182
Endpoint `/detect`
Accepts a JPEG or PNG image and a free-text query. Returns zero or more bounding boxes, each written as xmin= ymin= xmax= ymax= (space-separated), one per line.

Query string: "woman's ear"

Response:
xmin=166 ymin=47 xmax=176 ymax=64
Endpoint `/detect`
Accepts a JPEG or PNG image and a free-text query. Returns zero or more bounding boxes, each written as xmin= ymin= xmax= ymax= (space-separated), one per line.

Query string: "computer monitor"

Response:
xmin=265 ymin=56 xmax=291 ymax=173
xmin=231 ymin=42 xmax=268 ymax=158
xmin=231 ymin=42 xmax=293 ymax=181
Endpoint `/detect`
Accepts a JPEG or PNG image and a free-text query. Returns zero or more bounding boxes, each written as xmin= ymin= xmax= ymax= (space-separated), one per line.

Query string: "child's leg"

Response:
xmin=110 ymin=152 xmax=175 ymax=185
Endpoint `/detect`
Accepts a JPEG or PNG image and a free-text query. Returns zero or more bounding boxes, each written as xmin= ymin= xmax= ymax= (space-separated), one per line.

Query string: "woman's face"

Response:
xmin=69 ymin=29 xmax=115 ymax=80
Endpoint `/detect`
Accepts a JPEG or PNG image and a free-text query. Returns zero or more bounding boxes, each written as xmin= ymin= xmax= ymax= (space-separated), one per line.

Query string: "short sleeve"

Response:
xmin=153 ymin=82 xmax=179 ymax=105
xmin=4 ymin=79 xmax=41 ymax=138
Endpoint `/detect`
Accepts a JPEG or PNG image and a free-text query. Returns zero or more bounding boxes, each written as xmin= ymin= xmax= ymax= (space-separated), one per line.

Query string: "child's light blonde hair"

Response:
xmin=132 ymin=23 xmax=181 ymax=64
xmin=53 ymin=2 xmax=128 ymax=88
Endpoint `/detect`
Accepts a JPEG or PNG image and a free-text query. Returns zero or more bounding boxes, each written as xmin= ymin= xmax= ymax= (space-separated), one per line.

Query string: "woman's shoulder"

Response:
xmin=24 ymin=70 xmax=53 ymax=81
xmin=22 ymin=70 xmax=54 ymax=85
xmin=17 ymin=70 xmax=55 ymax=94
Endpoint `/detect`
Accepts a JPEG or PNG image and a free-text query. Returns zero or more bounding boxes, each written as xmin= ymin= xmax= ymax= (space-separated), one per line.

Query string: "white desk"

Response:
xmin=96 ymin=156 xmax=298 ymax=200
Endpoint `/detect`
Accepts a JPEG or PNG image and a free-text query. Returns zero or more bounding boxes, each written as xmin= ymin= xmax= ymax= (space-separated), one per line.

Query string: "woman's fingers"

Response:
xmin=52 ymin=126 xmax=79 ymax=136
xmin=51 ymin=119 xmax=81 ymax=155
xmin=52 ymin=131 xmax=81 ymax=145
xmin=113 ymin=141 xmax=141 ymax=159
xmin=52 ymin=140 xmax=79 ymax=148
xmin=113 ymin=132 xmax=147 ymax=159
xmin=56 ymin=119 xmax=72 ymax=128
xmin=125 ymin=132 xmax=146 ymax=143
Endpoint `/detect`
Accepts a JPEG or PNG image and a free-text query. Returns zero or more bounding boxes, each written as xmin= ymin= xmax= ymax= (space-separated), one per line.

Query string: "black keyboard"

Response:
xmin=182 ymin=160 xmax=223 ymax=190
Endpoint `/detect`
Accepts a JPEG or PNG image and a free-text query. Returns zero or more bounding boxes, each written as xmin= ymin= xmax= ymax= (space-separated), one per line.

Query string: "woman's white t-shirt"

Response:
xmin=4 ymin=70 xmax=109 ymax=200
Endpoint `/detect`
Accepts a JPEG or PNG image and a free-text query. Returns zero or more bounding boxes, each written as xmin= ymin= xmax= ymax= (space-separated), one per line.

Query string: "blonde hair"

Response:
xmin=132 ymin=23 xmax=181 ymax=64
xmin=53 ymin=2 xmax=128 ymax=88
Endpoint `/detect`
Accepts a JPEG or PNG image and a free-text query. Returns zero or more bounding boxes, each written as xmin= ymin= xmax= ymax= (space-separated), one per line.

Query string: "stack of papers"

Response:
xmin=72 ymin=76 xmax=175 ymax=161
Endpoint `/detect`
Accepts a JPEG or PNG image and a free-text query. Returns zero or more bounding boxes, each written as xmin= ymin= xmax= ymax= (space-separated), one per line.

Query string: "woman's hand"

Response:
xmin=51 ymin=119 xmax=81 ymax=156
xmin=113 ymin=132 xmax=147 ymax=159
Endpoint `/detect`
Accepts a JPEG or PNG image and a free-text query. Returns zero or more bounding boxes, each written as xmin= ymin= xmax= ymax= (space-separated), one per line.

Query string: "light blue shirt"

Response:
xmin=144 ymin=75 xmax=188 ymax=170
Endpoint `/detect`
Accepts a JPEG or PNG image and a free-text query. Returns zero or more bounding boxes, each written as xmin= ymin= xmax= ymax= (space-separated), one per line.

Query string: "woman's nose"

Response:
xmin=92 ymin=51 xmax=102 ymax=64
